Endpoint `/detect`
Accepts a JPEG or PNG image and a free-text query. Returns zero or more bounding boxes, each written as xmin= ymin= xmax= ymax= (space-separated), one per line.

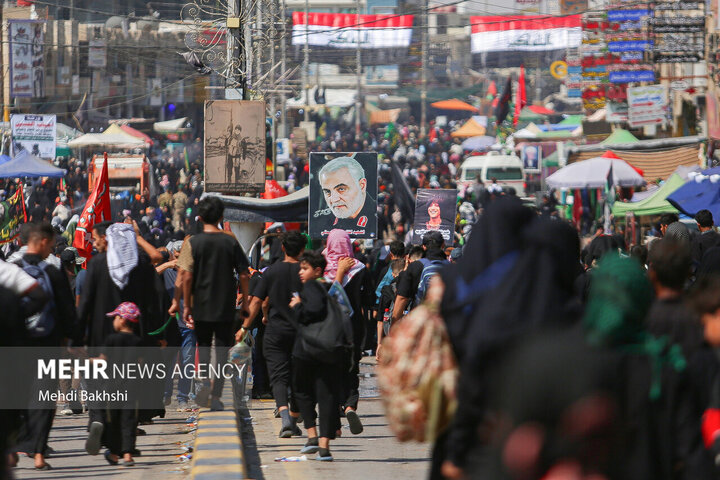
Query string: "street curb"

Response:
xmin=190 ymin=384 xmax=245 ymax=480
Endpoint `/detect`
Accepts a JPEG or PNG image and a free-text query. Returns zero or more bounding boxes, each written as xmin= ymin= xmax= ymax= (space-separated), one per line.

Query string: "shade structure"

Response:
xmin=68 ymin=133 xmax=147 ymax=149
xmin=612 ymin=173 xmax=684 ymax=217
xmin=546 ymin=151 xmax=645 ymax=189
xmin=369 ymin=108 xmax=401 ymax=125
xmin=528 ymin=105 xmax=555 ymax=115
xmin=103 ymin=123 xmax=155 ymax=146
xmin=667 ymin=168 xmax=720 ymax=225
xmin=153 ymin=117 xmax=191 ymax=134
xmin=103 ymin=124 xmax=153 ymax=146
xmin=601 ymin=129 xmax=639 ymax=145
xmin=0 ymin=155 xmax=10 ymax=165
xmin=461 ymin=135 xmax=495 ymax=151
xmin=451 ymin=118 xmax=487 ymax=138
xmin=0 ymin=150 xmax=66 ymax=178
xmin=430 ymin=98 xmax=479 ymax=112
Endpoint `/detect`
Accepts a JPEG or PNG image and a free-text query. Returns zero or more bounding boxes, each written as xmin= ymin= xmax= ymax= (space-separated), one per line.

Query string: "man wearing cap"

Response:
xmin=392 ymin=231 xmax=447 ymax=322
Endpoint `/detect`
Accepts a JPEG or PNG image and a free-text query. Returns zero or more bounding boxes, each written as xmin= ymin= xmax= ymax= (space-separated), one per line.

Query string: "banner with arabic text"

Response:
xmin=0 ymin=186 xmax=27 ymax=244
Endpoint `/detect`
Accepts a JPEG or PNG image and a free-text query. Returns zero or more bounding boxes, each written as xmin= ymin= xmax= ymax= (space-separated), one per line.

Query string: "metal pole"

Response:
xmin=303 ymin=0 xmax=309 ymax=121
xmin=280 ymin=0 xmax=288 ymax=137
xmin=355 ymin=0 xmax=362 ymax=139
xmin=420 ymin=0 xmax=428 ymax=137
xmin=256 ymin=0 xmax=262 ymax=86
xmin=245 ymin=4 xmax=252 ymax=98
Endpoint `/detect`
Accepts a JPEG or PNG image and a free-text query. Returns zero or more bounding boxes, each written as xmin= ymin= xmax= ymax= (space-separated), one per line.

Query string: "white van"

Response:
xmin=459 ymin=152 xmax=526 ymax=197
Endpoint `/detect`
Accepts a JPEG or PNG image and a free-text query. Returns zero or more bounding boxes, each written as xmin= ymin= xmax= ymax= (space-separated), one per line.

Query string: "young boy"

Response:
xmin=289 ymin=251 xmax=343 ymax=461
xmin=99 ymin=302 xmax=143 ymax=467
xmin=376 ymin=258 xmax=406 ymax=360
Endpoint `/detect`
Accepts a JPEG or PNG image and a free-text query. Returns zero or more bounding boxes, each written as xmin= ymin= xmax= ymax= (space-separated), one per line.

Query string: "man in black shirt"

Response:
xmin=177 ymin=197 xmax=250 ymax=411
xmin=691 ymin=209 xmax=720 ymax=266
xmin=392 ymin=231 xmax=447 ymax=321
xmin=236 ymin=231 xmax=305 ymax=438
xmin=14 ymin=223 xmax=78 ymax=470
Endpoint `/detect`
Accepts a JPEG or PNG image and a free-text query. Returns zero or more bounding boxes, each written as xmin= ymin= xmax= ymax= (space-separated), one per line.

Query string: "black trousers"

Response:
xmin=105 ymin=408 xmax=137 ymax=456
xmin=263 ymin=329 xmax=297 ymax=410
xmin=343 ymin=318 xmax=366 ymax=410
xmin=195 ymin=321 xmax=233 ymax=398
xmin=293 ymin=357 xmax=342 ymax=439
xmin=15 ymin=408 xmax=55 ymax=456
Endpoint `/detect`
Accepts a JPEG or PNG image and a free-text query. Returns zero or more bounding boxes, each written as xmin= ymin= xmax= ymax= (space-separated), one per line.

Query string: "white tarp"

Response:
xmin=68 ymin=133 xmax=147 ymax=149
xmin=153 ymin=117 xmax=190 ymax=134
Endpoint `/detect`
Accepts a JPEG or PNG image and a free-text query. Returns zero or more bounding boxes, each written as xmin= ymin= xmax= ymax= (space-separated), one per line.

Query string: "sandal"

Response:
xmin=104 ymin=450 xmax=119 ymax=465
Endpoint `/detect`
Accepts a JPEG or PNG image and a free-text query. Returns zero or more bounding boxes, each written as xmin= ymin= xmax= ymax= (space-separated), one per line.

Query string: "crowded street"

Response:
xmin=4 ymin=0 xmax=720 ymax=479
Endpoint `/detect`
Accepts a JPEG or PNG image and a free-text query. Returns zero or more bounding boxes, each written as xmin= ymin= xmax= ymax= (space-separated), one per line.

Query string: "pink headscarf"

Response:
xmin=323 ymin=229 xmax=364 ymax=286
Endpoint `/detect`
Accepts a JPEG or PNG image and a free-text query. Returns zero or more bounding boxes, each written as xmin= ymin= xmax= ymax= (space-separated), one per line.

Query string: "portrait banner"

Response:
xmin=411 ymin=189 xmax=457 ymax=245
xmin=0 ymin=186 xmax=27 ymax=244
xmin=309 ymin=152 xmax=378 ymax=239
xmin=521 ymin=144 xmax=542 ymax=173
xmin=204 ymin=100 xmax=266 ymax=194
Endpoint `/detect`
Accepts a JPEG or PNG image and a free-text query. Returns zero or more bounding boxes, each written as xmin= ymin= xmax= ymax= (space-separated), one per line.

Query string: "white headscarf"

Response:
xmin=106 ymin=223 xmax=138 ymax=289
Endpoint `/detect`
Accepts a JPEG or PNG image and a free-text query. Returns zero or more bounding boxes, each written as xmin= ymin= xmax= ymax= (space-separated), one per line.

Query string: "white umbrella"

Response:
xmin=545 ymin=150 xmax=645 ymax=189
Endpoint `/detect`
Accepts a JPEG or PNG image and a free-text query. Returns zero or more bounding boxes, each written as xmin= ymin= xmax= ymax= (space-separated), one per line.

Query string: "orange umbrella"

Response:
xmin=430 ymin=98 xmax=479 ymax=112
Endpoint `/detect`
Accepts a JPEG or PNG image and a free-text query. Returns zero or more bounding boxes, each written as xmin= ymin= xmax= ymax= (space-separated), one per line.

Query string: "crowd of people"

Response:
xmin=3 ymin=119 xmax=720 ymax=479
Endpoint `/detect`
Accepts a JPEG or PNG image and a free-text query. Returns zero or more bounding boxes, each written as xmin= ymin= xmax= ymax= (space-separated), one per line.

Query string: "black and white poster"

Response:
xmin=411 ymin=189 xmax=457 ymax=244
xmin=309 ymin=152 xmax=378 ymax=239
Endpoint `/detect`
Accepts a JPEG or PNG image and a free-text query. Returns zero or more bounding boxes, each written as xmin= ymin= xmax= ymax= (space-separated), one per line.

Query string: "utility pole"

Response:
xmin=355 ymin=0 xmax=362 ymax=139
xmin=227 ymin=0 xmax=246 ymax=99
xmin=280 ymin=0 xmax=288 ymax=137
xmin=303 ymin=0 xmax=309 ymax=121
xmin=420 ymin=0 xmax=428 ymax=137
xmin=256 ymin=0 xmax=262 ymax=88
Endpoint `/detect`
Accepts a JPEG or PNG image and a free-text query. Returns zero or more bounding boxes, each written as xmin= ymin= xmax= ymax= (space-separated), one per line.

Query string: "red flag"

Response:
xmin=513 ymin=65 xmax=527 ymax=127
xmin=73 ymin=152 xmax=112 ymax=260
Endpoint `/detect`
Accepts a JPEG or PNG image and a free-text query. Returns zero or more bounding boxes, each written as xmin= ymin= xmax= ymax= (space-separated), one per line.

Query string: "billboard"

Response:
xmin=411 ymin=189 xmax=457 ymax=244
xmin=627 ymin=85 xmax=667 ymax=127
xmin=292 ymin=13 xmax=413 ymax=65
xmin=11 ymin=114 xmax=56 ymax=159
xmin=204 ymin=100 xmax=266 ymax=194
xmin=309 ymin=152 xmax=378 ymax=239
xmin=9 ymin=20 xmax=45 ymax=98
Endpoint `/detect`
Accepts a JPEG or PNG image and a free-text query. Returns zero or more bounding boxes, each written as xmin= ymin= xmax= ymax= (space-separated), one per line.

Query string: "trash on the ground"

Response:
xmin=274 ymin=455 xmax=307 ymax=462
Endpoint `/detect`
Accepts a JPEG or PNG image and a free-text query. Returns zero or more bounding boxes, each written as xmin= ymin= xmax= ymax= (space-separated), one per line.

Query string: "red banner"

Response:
xmin=73 ymin=153 xmax=111 ymax=259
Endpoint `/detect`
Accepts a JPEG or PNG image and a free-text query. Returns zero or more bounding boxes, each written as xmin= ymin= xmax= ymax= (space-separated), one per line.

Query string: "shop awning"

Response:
xmin=153 ymin=117 xmax=191 ymax=135
xmin=451 ymin=117 xmax=487 ymax=138
xmin=612 ymin=173 xmax=684 ymax=217
xmin=430 ymin=98 xmax=479 ymax=112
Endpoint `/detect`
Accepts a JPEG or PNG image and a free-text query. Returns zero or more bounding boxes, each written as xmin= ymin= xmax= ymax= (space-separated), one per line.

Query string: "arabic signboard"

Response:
xmin=609 ymin=70 xmax=655 ymax=83
xmin=652 ymin=0 xmax=705 ymax=63
xmin=88 ymin=39 xmax=107 ymax=68
xmin=292 ymin=13 xmax=413 ymax=65
xmin=11 ymin=114 xmax=56 ymax=159
xmin=9 ymin=20 xmax=44 ymax=98
xmin=627 ymin=85 xmax=667 ymax=127
xmin=309 ymin=152 xmax=378 ymax=239
xmin=204 ymin=100 xmax=266 ymax=194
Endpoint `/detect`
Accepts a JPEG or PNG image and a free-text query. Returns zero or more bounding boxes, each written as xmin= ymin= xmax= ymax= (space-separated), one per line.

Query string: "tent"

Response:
xmin=0 ymin=150 xmax=66 ymax=178
xmin=611 ymin=173 xmax=684 ymax=217
xmin=68 ymin=132 xmax=147 ymax=149
xmin=546 ymin=150 xmax=645 ymax=189
xmin=103 ymin=123 xmax=154 ymax=146
xmin=601 ymin=129 xmax=639 ymax=145
xmin=667 ymin=168 xmax=720 ymax=225
xmin=0 ymin=155 xmax=10 ymax=166
xmin=430 ymin=99 xmax=479 ymax=112
xmin=451 ymin=117 xmax=487 ymax=138
xmin=153 ymin=117 xmax=191 ymax=135
xmin=528 ymin=105 xmax=555 ymax=115
xmin=461 ymin=135 xmax=495 ymax=151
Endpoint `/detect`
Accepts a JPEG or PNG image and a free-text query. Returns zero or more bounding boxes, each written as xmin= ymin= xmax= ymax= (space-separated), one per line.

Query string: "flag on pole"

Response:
xmin=603 ymin=163 xmax=615 ymax=234
xmin=73 ymin=152 xmax=112 ymax=260
xmin=0 ymin=185 xmax=27 ymax=244
xmin=494 ymin=76 xmax=512 ymax=125
xmin=184 ymin=147 xmax=190 ymax=172
xmin=513 ymin=65 xmax=527 ymax=127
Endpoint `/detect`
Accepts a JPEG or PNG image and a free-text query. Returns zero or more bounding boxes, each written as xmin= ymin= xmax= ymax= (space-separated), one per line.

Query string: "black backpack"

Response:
xmin=297 ymin=295 xmax=354 ymax=365
xmin=20 ymin=259 xmax=56 ymax=337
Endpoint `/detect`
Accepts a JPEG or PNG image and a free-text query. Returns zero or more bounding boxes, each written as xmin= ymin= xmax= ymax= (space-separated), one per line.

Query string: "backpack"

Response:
xmin=297 ymin=285 xmax=354 ymax=365
xmin=377 ymin=280 xmax=458 ymax=442
xmin=20 ymin=259 xmax=56 ymax=337
xmin=415 ymin=258 xmax=448 ymax=306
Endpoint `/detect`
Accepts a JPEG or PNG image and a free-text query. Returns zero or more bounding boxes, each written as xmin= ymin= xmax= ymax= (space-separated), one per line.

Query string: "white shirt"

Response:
xmin=0 ymin=260 xmax=37 ymax=295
